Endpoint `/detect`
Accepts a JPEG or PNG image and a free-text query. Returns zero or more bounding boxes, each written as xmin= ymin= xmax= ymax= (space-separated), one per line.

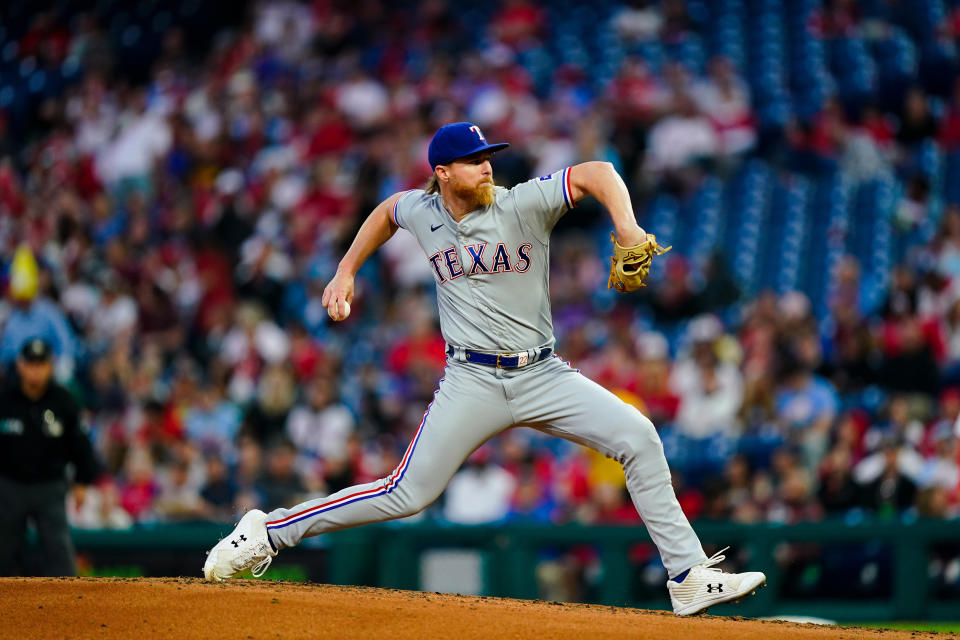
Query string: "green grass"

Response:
xmin=246 ymin=564 xmax=309 ymax=582
xmin=850 ymin=622 xmax=960 ymax=633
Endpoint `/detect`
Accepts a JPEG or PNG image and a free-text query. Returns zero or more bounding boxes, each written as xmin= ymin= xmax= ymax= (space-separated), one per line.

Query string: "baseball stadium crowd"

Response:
xmin=1 ymin=0 xmax=960 ymax=566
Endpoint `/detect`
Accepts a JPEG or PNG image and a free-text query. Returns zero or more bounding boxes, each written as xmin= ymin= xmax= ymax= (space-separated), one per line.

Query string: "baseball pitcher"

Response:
xmin=204 ymin=122 xmax=766 ymax=616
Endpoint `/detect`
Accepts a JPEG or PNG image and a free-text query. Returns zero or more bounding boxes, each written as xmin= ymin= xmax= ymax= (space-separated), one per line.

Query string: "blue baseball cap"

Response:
xmin=427 ymin=122 xmax=509 ymax=168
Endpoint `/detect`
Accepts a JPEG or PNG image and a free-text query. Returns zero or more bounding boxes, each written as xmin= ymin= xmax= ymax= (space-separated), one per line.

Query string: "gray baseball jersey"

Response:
xmin=391 ymin=167 xmax=574 ymax=352
xmin=263 ymin=166 xmax=707 ymax=579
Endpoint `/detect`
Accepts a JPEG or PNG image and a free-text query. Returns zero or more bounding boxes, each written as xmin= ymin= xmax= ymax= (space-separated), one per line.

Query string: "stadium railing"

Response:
xmin=67 ymin=519 xmax=959 ymax=621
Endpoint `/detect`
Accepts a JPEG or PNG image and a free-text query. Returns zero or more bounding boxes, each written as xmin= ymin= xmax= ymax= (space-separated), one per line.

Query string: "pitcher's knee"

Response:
xmin=618 ymin=410 xmax=664 ymax=460
xmin=392 ymin=484 xmax=442 ymax=518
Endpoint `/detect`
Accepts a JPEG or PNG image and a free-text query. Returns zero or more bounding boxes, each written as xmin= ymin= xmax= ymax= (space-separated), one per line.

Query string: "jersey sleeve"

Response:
xmin=506 ymin=166 xmax=575 ymax=243
xmin=391 ymin=189 xmax=419 ymax=230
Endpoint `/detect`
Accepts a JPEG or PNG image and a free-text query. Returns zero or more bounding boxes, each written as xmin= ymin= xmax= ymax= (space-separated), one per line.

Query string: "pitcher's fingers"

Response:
xmin=327 ymin=297 xmax=343 ymax=320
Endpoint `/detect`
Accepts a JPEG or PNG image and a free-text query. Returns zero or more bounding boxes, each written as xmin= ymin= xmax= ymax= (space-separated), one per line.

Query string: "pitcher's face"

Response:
xmin=443 ymin=152 xmax=495 ymax=207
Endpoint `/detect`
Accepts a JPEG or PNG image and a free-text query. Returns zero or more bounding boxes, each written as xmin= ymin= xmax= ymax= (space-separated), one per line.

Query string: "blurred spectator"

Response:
xmin=443 ymin=450 xmax=516 ymax=524
xmin=154 ymin=460 xmax=206 ymax=522
xmin=937 ymin=79 xmax=960 ymax=151
xmin=611 ymin=1 xmax=664 ymax=44
xmin=879 ymin=316 xmax=940 ymax=395
xmin=386 ymin=297 xmax=447 ymax=378
xmin=825 ymin=296 xmax=877 ymax=392
xmin=817 ymin=445 xmax=860 ymax=514
xmin=768 ymin=466 xmax=824 ymax=524
xmin=254 ymin=0 xmax=315 ymax=61
xmin=896 ymin=88 xmax=938 ymax=151
xmin=234 ymin=434 xmax=264 ymax=508
xmin=117 ymin=445 xmax=159 ymax=523
xmin=932 ymin=208 xmax=960 ymax=283
xmin=645 ymin=91 xmax=719 ymax=192
xmin=893 ymin=176 xmax=931 ymax=232
xmin=243 ymin=363 xmax=297 ymax=444
xmin=788 ymin=96 xmax=845 ymax=174
xmin=693 ymin=57 xmax=756 ymax=158
xmin=0 ymin=245 xmax=78 ymax=380
xmin=490 ymin=0 xmax=545 ymax=47
xmin=857 ymin=438 xmax=918 ymax=515
xmin=184 ymin=382 xmax=242 ymax=461
xmin=608 ymin=57 xmax=665 ymax=125
xmin=88 ymin=271 xmax=137 ymax=350
xmin=774 ymin=335 xmax=838 ymax=470
xmin=860 ymin=104 xmax=896 ymax=149
xmin=839 ymin=112 xmax=890 ymax=184
xmin=698 ymin=252 xmax=741 ymax=313
xmin=916 ymin=486 xmax=953 ymax=518
xmin=916 ymin=422 xmax=959 ymax=492
xmin=670 ymin=316 xmax=744 ymax=440
xmin=723 ymin=454 xmax=754 ymax=515
xmin=67 ymin=480 xmax=133 ymax=530
xmin=862 ymin=394 xmax=925 ymax=453
xmin=634 ymin=332 xmax=680 ymax=425
xmin=256 ymin=439 xmax=307 ymax=508
xmin=199 ymin=455 xmax=236 ymax=523
xmin=507 ymin=463 xmax=556 ymax=524
xmin=588 ymin=484 xmax=642 ymax=524
xmin=94 ymin=88 xmax=171 ymax=196
xmin=336 ymin=70 xmax=390 ymax=131
xmin=286 ymin=376 xmax=356 ymax=461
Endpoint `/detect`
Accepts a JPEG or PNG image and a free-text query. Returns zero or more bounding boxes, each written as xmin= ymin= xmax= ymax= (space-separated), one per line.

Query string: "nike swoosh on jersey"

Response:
xmin=430 ymin=224 xmax=443 ymax=232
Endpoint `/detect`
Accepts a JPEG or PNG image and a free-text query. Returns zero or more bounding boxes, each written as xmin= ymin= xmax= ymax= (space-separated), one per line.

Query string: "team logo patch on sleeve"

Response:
xmin=538 ymin=174 xmax=553 ymax=181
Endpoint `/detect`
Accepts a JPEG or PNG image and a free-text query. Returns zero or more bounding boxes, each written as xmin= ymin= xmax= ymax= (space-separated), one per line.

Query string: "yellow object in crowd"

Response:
xmin=10 ymin=244 xmax=38 ymax=301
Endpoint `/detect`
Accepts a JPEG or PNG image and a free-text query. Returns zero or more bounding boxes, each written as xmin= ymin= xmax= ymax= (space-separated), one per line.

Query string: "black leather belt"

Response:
xmin=447 ymin=346 xmax=552 ymax=369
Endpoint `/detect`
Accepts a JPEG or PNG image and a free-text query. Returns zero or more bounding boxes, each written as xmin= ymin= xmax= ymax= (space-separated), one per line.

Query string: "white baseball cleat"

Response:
xmin=203 ymin=509 xmax=277 ymax=582
xmin=667 ymin=547 xmax=766 ymax=616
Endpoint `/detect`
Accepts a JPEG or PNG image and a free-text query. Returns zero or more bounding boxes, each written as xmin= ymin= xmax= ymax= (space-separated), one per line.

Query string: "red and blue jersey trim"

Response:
xmin=265 ymin=376 xmax=443 ymax=530
xmin=552 ymin=352 xmax=580 ymax=373
xmin=392 ymin=190 xmax=415 ymax=228
xmin=561 ymin=167 xmax=575 ymax=210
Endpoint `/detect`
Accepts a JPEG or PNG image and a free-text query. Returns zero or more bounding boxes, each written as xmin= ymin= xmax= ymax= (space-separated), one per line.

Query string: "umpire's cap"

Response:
xmin=19 ymin=337 xmax=53 ymax=363
xmin=428 ymin=122 xmax=509 ymax=168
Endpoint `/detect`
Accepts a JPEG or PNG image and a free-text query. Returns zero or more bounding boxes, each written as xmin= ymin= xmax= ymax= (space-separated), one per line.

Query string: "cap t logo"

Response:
xmin=427 ymin=122 xmax=509 ymax=168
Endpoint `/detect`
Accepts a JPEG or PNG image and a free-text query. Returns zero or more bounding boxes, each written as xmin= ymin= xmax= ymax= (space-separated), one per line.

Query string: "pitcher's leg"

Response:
xmin=266 ymin=364 xmax=512 ymax=549
xmin=513 ymin=358 xmax=707 ymax=577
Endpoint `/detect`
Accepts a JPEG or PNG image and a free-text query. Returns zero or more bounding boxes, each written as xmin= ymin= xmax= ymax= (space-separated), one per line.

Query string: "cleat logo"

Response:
xmin=706 ymin=584 xmax=723 ymax=593
xmin=231 ymin=534 xmax=248 ymax=548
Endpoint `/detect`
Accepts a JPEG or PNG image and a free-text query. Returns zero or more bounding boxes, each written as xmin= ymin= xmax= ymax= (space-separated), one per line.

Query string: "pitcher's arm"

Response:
xmin=567 ymin=161 xmax=647 ymax=246
xmin=322 ymin=193 xmax=402 ymax=320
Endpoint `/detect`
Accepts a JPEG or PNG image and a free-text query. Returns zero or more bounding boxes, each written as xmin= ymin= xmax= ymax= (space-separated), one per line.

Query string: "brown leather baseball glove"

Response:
xmin=607 ymin=231 xmax=672 ymax=292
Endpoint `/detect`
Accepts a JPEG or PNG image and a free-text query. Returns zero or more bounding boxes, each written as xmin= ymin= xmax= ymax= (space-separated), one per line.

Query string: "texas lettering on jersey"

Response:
xmin=427 ymin=242 xmax=532 ymax=283
xmin=391 ymin=166 xmax=573 ymax=351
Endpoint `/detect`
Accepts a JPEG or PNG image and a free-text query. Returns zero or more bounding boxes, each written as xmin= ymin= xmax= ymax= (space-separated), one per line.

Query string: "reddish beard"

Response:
xmin=451 ymin=177 xmax=496 ymax=208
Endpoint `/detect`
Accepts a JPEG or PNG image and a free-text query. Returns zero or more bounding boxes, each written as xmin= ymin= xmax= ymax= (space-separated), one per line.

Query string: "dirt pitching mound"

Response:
xmin=0 ymin=577 xmax=947 ymax=640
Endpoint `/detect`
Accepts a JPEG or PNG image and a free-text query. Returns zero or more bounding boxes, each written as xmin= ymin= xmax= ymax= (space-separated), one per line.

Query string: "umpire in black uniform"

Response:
xmin=0 ymin=338 xmax=99 ymax=575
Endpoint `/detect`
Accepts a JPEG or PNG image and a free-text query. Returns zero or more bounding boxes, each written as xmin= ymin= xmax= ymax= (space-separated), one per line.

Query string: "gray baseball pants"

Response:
xmin=265 ymin=355 xmax=707 ymax=577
